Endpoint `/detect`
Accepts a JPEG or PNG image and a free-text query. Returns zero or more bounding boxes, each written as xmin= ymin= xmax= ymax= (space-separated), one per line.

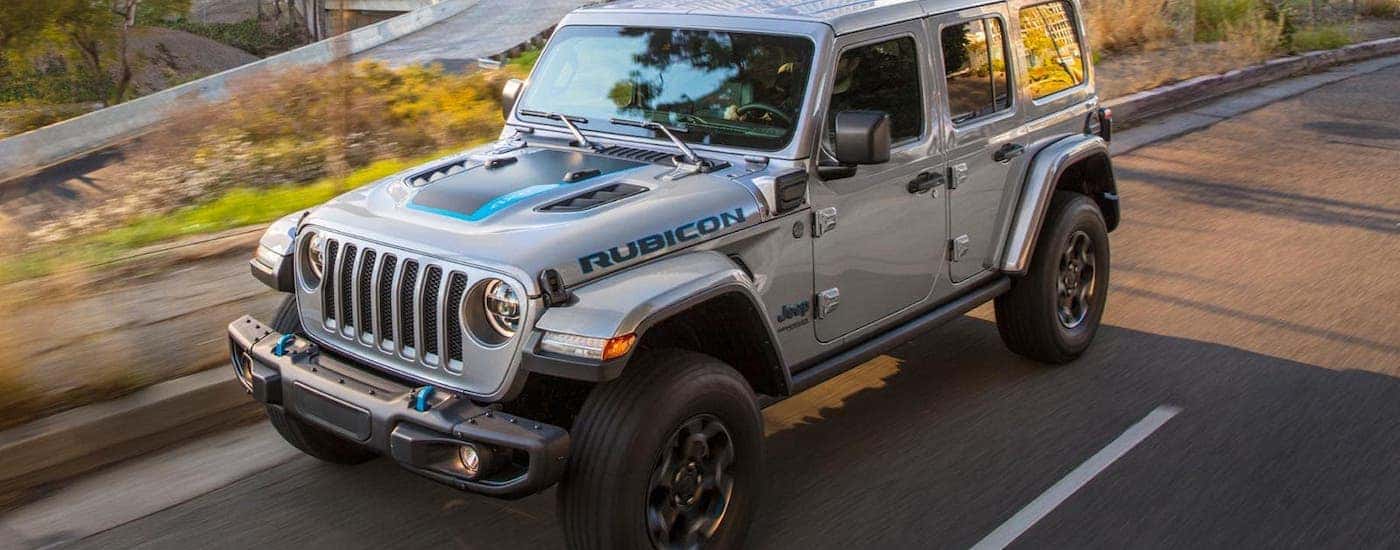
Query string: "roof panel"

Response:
xmin=588 ymin=0 xmax=929 ymax=27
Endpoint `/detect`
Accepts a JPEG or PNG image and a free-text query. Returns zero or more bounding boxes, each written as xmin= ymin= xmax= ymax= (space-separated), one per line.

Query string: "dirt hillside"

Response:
xmin=127 ymin=27 xmax=261 ymax=96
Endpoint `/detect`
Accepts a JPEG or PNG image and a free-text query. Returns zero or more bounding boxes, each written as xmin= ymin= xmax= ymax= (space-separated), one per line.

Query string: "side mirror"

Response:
xmin=501 ymin=78 xmax=526 ymax=121
xmin=833 ymin=111 xmax=891 ymax=165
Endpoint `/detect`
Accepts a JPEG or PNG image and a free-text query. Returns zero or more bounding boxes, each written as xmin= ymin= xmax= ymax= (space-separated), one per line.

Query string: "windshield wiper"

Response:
xmin=519 ymin=109 xmax=597 ymax=150
xmin=609 ymin=117 xmax=703 ymax=166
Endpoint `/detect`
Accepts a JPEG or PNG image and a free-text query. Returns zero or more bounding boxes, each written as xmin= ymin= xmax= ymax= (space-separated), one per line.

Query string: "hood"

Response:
xmin=303 ymin=144 xmax=769 ymax=295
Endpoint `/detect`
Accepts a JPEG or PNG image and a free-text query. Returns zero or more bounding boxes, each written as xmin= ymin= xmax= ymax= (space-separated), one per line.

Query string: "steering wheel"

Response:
xmin=736 ymin=103 xmax=793 ymax=126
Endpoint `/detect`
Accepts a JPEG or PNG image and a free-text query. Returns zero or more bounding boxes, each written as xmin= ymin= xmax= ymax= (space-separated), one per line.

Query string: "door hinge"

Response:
xmin=812 ymin=207 xmax=838 ymax=238
xmin=948 ymin=163 xmax=969 ymax=190
xmin=949 ymin=235 xmax=971 ymax=262
xmin=816 ymin=287 xmax=840 ymax=319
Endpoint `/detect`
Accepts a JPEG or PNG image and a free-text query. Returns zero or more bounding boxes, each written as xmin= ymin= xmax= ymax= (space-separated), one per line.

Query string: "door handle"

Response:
xmin=907 ymin=170 xmax=944 ymax=194
xmin=994 ymin=143 xmax=1025 ymax=163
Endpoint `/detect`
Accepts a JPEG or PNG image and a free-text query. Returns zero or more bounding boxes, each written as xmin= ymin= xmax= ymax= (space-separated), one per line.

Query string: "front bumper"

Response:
xmin=227 ymin=315 xmax=569 ymax=499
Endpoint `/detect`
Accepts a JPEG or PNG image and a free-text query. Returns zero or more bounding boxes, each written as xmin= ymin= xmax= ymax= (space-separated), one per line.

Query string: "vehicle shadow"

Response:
xmin=69 ymin=316 xmax=1400 ymax=550
xmin=1113 ymin=165 xmax=1400 ymax=235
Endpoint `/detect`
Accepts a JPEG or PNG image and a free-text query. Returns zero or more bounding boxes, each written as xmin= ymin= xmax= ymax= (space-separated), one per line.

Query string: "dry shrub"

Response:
xmin=1219 ymin=8 xmax=1286 ymax=61
xmin=1357 ymin=0 xmax=1400 ymax=17
xmin=160 ymin=60 xmax=511 ymax=189
xmin=1085 ymin=0 xmax=1180 ymax=52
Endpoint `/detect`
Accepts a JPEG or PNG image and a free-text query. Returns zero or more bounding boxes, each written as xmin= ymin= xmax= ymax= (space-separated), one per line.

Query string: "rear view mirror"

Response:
xmin=501 ymin=79 xmax=526 ymax=121
xmin=833 ymin=111 xmax=891 ymax=165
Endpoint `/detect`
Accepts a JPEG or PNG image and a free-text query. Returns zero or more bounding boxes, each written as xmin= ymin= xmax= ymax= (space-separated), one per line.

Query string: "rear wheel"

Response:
xmin=995 ymin=191 xmax=1110 ymax=363
xmin=264 ymin=296 xmax=377 ymax=465
xmin=560 ymin=349 xmax=763 ymax=549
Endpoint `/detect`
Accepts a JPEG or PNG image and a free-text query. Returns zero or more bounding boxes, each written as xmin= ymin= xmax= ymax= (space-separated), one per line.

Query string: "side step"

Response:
xmin=788 ymin=277 xmax=1011 ymax=395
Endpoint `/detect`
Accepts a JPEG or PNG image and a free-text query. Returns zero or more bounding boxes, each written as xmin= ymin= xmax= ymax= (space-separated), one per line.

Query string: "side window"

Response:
xmin=828 ymin=36 xmax=923 ymax=143
xmin=1019 ymin=1 xmax=1086 ymax=99
xmin=940 ymin=18 xmax=1011 ymax=125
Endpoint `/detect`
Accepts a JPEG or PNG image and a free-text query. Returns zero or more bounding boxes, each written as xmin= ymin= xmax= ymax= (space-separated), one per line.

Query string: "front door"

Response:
xmin=929 ymin=4 xmax=1025 ymax=282
xmin=811 ymin=23 xmax=947 ymax=343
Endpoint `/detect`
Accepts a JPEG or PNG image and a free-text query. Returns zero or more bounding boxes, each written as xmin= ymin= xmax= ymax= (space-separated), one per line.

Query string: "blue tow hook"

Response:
xmin=272 ymin=334 xmax=296 ymax=357
xmin=412 ymin=386 xmax=436 ymax=412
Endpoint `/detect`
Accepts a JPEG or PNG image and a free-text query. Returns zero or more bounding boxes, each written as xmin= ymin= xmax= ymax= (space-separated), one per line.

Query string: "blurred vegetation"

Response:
xmin=1357 ymin=0 xmax=1400 ymax=16
xmin=1084 ymin=0 xmax=1180 ymax=52
xmin=0 ymin=155 xmax=431 ymax=285
xmin=1196 ymin=0 xmax=1268 ymax=41
xmin=3 ymin=57 xmax=531 ymax=283
xmin=100 ymin=156 xmax=429 ymax=250
xmin=1089 ymin=0 xmax=1389 ymax=60
xmin=150 ymin=60 xmax=515 ymax=190
xmin=1292 ymin=24 xmax=1354 ymax=50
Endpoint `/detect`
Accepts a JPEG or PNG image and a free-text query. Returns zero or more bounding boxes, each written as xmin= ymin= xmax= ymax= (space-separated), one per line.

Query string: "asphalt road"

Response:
xmin=7 ymin=62 xmax=1400 ymax=550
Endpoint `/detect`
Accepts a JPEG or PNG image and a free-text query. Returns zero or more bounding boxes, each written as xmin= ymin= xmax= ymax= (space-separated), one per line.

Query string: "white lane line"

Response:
xmin=970 ymin=404 xmax=1183 ymax=550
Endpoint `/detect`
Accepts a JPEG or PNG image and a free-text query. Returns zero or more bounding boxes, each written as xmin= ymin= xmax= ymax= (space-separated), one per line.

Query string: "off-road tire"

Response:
xmin=995 ymin=191 xmax=1110 ymax=364
xmin=265 ymin=296 xmax=377 ymax=465
xmin=560 ymin=349 xmax=763 ymax=550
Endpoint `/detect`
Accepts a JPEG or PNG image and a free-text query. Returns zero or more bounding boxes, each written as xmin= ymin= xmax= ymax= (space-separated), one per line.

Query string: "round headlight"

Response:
xmin=299 ymin=231 xmax=325 ymax=289
xmin=306 ymin=232 xmax=324 ymax=279
xmin=482 ymin=279 xmax=521 ymax=338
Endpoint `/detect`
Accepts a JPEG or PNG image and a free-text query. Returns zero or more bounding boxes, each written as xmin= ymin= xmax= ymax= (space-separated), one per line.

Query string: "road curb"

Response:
xmin=3 ymin=37 xmax=1397 ymax=508
xmin=1105 ymin=36 xmax=1400 ymax=127
xmin=0 ymin=368 xmax=262 ymax=508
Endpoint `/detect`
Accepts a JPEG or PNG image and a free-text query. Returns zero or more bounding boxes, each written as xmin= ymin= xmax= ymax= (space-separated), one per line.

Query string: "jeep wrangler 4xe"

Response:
xmin=229 ymin=0 xmax=1117 ymax=547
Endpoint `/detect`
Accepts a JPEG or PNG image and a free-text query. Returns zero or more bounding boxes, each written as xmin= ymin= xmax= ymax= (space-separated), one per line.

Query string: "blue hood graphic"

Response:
xmin=406 ymin=149 xmax=645 ymax=222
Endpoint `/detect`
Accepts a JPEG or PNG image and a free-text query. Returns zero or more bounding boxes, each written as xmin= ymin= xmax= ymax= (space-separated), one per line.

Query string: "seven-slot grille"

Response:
xmin=317 ymin=238 xmax=471 ymax=370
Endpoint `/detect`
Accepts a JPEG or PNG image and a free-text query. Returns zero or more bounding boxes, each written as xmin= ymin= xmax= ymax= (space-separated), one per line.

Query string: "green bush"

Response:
xmin=1196 ymin=0 xmax=1261 ymax=41
xmin=0 ymin=58 xmax=109 ymax=104
xmin=157 ymin=18 xmax=307 ymax=57
xmin=1291 ymin=26 xmax=1351 ymax=52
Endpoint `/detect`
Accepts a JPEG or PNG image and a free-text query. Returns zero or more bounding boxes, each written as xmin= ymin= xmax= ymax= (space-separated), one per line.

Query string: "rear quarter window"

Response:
xmin=1018 ymin=1 xmax=1087 ymax=99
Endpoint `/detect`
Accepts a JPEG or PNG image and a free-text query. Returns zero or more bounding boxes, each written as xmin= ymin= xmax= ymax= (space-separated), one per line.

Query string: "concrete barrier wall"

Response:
xmin=0 ymin=0 xmax=478 ymax=181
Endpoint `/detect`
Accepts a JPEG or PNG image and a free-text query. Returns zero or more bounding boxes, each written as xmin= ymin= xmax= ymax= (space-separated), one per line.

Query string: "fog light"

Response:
xmin=458 ymin=444 xmax=483 ymax=478
xmin=230 ymin=342 xmax=254 ymax=393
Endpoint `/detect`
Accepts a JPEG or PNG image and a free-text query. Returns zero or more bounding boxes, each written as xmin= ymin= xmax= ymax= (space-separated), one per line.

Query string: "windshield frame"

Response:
xmin=509 ymin=20 xmax=826 ymax=159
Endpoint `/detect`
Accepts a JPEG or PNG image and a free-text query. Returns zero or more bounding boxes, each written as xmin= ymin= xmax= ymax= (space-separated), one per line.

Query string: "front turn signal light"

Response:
xmin=540 ymin=332 xmax=636 ymax=361
xmin=602 ymin=333 xmax=637 ymax=361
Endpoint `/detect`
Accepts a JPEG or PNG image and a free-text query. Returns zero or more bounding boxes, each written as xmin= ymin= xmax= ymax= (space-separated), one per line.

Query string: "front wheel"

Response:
xmin=995 ymin=191 xmax=1110 ymax=363
xmin=559 ymin=349 xmax=763 ymax=550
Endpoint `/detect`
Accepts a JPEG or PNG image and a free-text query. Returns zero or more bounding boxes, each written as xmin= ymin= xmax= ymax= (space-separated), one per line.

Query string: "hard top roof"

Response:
xmin=579 ymin=0 xmax=987 ymax=34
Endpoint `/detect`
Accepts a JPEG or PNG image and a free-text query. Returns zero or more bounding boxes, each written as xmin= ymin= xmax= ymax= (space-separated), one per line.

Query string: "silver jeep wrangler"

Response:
xmin=229 ymin=0 xmax=1117 ymax=546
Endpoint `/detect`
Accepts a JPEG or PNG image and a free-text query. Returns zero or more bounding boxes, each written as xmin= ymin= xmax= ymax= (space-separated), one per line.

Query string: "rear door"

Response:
xmin=927 ymin=3 xmax=1025 ymax=283
xmin=809 ymin=22 xmax=946 ymax=343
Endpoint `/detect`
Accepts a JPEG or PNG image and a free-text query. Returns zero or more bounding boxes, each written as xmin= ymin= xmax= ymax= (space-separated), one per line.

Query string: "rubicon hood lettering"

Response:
xmin=579 ymin=208 xmax=748 ymax=274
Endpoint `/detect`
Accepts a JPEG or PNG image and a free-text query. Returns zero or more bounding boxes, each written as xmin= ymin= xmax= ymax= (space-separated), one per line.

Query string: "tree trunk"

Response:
xmin=67 ymin=33 xmax=107 ymax=103
xmin=110 ymin=0 xmax=141 ymax=105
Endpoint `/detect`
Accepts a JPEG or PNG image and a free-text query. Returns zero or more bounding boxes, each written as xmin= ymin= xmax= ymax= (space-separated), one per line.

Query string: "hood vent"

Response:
xmin=540 ymin=183 xmax=648 ymax=212
xmin=406 ymin=158 xmax=472 ymax=187
xmin=597 ymin=145 xmax=674 ymax=164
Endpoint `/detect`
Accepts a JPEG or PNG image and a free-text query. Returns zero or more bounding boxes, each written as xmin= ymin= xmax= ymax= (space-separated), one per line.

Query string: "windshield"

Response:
xmin=516 ymin=26 xmax=815 ymax=152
